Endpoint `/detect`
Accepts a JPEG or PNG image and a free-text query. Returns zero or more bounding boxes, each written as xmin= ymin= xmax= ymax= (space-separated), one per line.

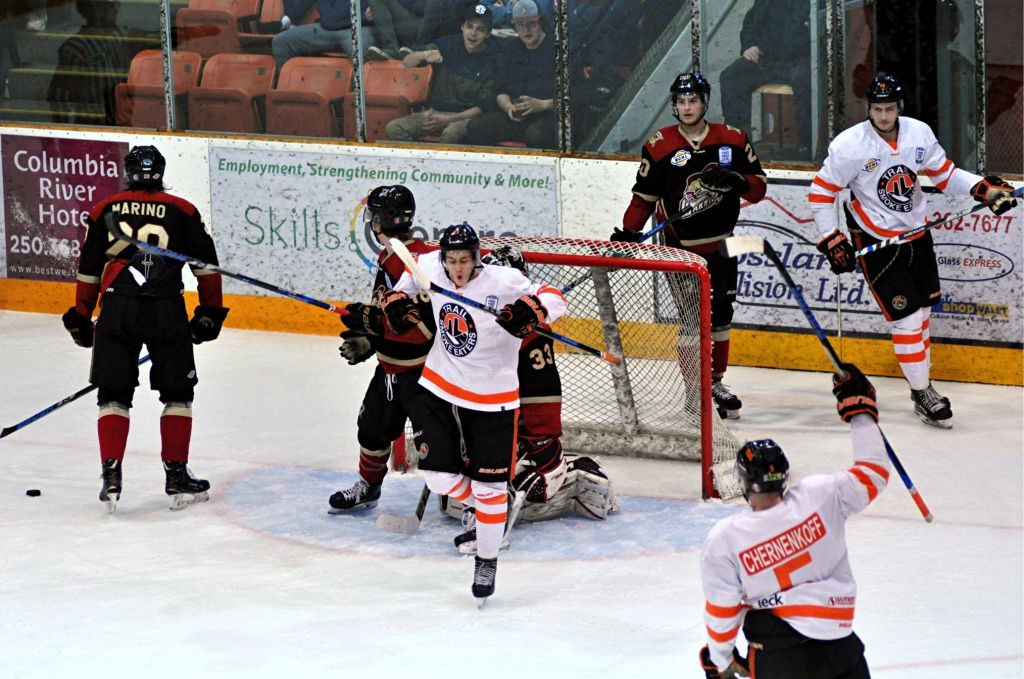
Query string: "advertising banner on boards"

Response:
xmin=208 ymin=146 xmax=558 ymax=303
xmin=732 ymin=185 xmax=1022 ymax=345
xmin=1 ymin=135 xmax=126 ymax=281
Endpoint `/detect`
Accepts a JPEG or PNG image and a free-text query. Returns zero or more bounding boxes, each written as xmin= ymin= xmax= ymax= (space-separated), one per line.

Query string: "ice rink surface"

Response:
xmin=1 ymin=310 xmax=1021 ymax=678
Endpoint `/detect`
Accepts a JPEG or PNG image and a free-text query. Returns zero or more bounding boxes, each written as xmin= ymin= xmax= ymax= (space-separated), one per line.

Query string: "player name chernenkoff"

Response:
xmin=739 ymin=513 xmax=827 ymax=575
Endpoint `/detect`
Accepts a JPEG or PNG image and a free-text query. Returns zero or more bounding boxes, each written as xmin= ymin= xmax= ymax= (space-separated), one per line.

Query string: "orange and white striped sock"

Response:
xmin=891 ymin=309 xmax=929 ymax=390
xmin=471 ymin=481 xmax=508 ymax=559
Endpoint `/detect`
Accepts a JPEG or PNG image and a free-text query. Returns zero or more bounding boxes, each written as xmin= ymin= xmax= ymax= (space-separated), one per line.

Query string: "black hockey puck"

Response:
xmin=25 ymin=489 xmax=41 ymax=497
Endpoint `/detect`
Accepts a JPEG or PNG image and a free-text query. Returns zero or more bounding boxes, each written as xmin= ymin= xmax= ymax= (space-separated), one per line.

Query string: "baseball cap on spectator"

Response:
xmin=511 ymin=0 xmax=540 ymax=19
xmin=463 ymin=3 xmax=493 ymax=29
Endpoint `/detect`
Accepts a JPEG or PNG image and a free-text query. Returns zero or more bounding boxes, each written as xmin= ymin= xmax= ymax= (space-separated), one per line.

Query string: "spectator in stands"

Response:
xmin=465 ymin=0 xmax=555 ymax=148
xmin=386 ymin=4 xmax=501 ymax=143
xmin=26 ymin=0 xmax=47 ymax=31
xmin=272 ymin=0 xmax=377 ymax=68
xmin=719 ymin=0 xmax=812 ymax=157
xmin=47 ymin=0 xmax=132 ymax=126
xmin=366 ymin=0 xmax=461 ymax=61
xmin=478 ymin=0 xmax=552 ymax=32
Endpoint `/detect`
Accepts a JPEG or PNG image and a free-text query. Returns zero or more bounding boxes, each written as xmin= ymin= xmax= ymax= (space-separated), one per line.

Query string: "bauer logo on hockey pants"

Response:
xmin=438 ymin=302 xmax=478 ymax=357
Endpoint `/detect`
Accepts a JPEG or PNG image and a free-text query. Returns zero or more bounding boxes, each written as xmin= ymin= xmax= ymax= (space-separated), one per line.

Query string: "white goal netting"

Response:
xmin=479 ymin=237 xmax=742 ymax=499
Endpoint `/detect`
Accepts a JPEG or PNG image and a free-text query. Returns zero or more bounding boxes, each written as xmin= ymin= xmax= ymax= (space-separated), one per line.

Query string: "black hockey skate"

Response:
xmin=472 ymin=556 xmax=497 ymax=605
xmin=164 ymin=460 xmax=210 ymax=510
xmin=712 ymin=378 xmax=742 ymax=420
xmin=99 ymin=458 xmax=122 ymax=513
xmin=328 ymin=478 xmax=381 ymax=513
xmin=911 ymin=384 xmax=953 ymax=429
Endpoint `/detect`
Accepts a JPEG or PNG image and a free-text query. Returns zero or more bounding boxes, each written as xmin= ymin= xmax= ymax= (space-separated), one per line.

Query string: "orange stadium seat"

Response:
xmin=265 ymin=57 xmax=352 ymax=137
xmin=346 ymin=61 xmax=432 ymax=141
xmin=114 ymin=50 xmax=203 ymax=129
xmin=175 ymin=0 xmax=261 ymax=59
xmin=188 ymin=53 xmax=276 ymax=132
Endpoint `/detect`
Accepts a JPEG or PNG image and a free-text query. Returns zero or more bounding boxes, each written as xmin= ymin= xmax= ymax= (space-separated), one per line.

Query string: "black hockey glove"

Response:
xmin=700 ymin=163 xmax=751 ymax=194
xmin=699 ymin=645 xmax=749 ymax=679
xmin=62 ymin=307 xmax=94 ymax=348
xmin=832 ymin=362 xmax=878 ymax=423
xmin=380 ymin=289 xmax=428 ymax=335
xmin=816 ymin=230 xmax=857 ymax=274
xmin=343 ymin=302 xmax=385 ymax=336
xmin=496 ymin=294 xmax=547 ymax=338
xmin=970 ymin=175 xmax=1018 ymax=215
xmin=610 ymin=227 xmax=643 ymax=243
xmin=339 ymin=329 xmax=374 ymax=365
xmin=189 ymin=305 xmax=230 ymax=344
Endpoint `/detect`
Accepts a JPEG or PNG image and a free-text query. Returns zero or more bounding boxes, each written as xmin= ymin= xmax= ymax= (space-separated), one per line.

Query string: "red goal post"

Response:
xmin=480 ymin=236 xmax=742 ymax=500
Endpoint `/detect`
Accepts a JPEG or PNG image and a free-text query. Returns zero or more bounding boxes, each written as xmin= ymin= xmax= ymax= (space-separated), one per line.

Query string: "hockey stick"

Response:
xmin=389 ymin=238 xmax=622 ymax=365
xmin=376 ymin=482 xmax=431 ymax=534
xmin=103 ymin=213 xmax=350 ymax=317
xmin=1 ymin=354 xmax=151 ymax=439
xmin=854 ymin=187 xmax=1023 ymax=258
xmin=721 ymin=235 xmax=934 ymax=523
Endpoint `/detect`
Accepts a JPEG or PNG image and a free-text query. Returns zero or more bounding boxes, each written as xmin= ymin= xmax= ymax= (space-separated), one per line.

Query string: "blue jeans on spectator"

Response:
xmin=272 ymin=23 xmax=376 ymax=67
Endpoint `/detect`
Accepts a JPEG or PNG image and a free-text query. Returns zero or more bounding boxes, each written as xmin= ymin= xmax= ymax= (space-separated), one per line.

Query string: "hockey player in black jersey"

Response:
xmin=328 ymin=184 xmax=435 ymax=512
xmin=62 ymin=145 xmax=228 ymax=512
xmin=613 ymin=72 xmax=767 ymax=420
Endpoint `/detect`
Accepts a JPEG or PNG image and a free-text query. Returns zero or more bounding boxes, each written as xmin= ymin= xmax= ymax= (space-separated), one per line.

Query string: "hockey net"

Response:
xmin=479 ymin=236 xmax=742 ymax=500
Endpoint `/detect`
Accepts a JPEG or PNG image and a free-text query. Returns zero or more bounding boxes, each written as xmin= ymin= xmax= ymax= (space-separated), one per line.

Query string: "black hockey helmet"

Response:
xmin=124 ymin=145 xmax=165 ymax=189
xmin=364 ymin=184 xmax=416 ymax=237
xmin=669 ymin=72 xmax=711 ymax=121
xmin=481 ymin=244 xmax=528 ymax=275
xmin=867 ymin=73 xmax=904 ymax=110
xmin=439 ymin=222 xmax=481 ymax=269
xmin=735 ymin=438 xmax=790 ymax=497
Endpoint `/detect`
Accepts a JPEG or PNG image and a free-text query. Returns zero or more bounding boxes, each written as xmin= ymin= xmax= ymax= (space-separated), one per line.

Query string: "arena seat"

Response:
xmin=346 ymin=61 xmax=432 ymax=141
xmin=114 ymin=50 xmax=203 ymax=129
xmin=265 ymin=56 xmax=352 ymax=137
xmin=176 ymin=0 xmax=261 ymax=59
xmin=188 ymin=53 xmax=276 ymax=132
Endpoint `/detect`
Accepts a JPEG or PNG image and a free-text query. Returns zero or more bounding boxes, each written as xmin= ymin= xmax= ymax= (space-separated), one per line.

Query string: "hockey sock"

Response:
xmin=159 ymin=403 xmax=193 ymax=463
xmin=97 ymin=404 xmax=130 ymax=462
xmin=891 ymin=310 xmax=929 ymax=390
xmin=423 ymin=471 xmax=475 ymax=507
xmin=471 ymin=481 xmax=508 ymax=559
xmin=711 ymin=329 xmax=730 ymax=376
xmin=921 ymin=308 xmax=932 ymax=368
xmin=357 ymin=445 xmax=390 ymax=485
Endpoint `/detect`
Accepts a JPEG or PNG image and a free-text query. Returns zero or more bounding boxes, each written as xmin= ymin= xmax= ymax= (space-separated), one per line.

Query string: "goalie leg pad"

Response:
xmin=566 ymin=455 xmax=619 ymax=520
xmin=514 ymin=436 xmax=567 ymax=501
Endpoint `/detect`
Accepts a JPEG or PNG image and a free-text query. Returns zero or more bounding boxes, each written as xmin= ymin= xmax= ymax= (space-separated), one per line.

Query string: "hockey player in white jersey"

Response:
xmin=699 ymin=363 xmax=887 ymax=679
xmin=390 ymin=223 xmax=566 ymax=602
xmin=808 ymin=73 xmax=1017 ymax=428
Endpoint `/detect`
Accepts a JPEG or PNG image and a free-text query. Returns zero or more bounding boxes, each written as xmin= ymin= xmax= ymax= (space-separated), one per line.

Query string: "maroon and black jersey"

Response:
xmin=368 ymin=238 xmax=435 ymax=375
xmin=76 ymin=189 xmax=221 ymax=315
xmin=625 ymin=122 xmax=767 ymax=251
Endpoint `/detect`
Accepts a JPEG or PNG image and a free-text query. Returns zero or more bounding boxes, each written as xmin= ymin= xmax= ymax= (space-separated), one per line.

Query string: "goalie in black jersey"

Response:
xmin=441 ymin=245 xmax=619 ymax=555
xmin=62 ymin=145 xmax=228 ymax=512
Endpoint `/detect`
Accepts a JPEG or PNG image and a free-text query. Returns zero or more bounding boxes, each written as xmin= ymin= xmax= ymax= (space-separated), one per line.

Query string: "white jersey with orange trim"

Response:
xmin=700 ymin=415 xmax=890 ymax=671
xmin=808 ymin=116 xmax=983 ymax=240
xmin=394 ymin=254 xmax=566 ymax=413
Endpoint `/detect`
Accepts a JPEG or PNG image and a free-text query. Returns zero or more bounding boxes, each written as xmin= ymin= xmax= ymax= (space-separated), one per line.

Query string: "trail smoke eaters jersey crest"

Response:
xmin=368 ymin=239 xmax=436 ymax=375
xmin=631 ymin=122 xmax=767 ymax=247
xmin=78 ymin=189 xmax=218 ymax=299
xmin=809 ymin=116 xmax=983 ymax=240
xmin=700 ymin=416 xmax=891 ymax=671
xmin=394 ymin=256 xmax=566 ymax=412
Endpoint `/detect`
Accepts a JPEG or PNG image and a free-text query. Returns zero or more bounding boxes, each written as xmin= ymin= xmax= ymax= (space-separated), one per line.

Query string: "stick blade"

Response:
xmin=376 ymin=511 xmax=422 ymax=534
xmin=388 ymin=238 xmax=431 ymax=288
xmin=720 ymin=235 xmax=766 ymax=258
xmin=0 ymin=426 xmax=16 ymax=439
